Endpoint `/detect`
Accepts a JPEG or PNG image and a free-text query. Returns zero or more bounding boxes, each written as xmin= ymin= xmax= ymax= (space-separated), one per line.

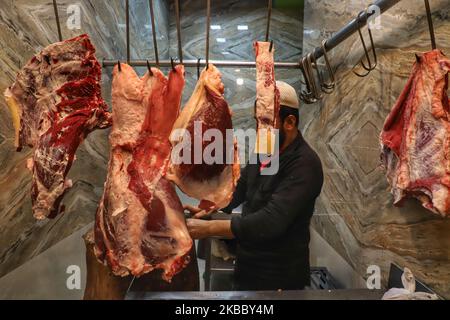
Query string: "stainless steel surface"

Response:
xmin=52 ymin=0 xmax=63 ymax=42
xmin=149 ymin=0 xmax=159 ymax=66
xmin=126 ymin=289 xmax=385 ymax=300
xmin=102 ymin=59 xmax=301 ymax=68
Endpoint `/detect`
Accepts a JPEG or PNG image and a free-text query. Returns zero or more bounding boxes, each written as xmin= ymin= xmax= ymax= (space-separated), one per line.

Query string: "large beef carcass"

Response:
xmin=381 ymin=50 xmax=450 ymax=217
xmin=4 ymin=34 xmax=111 ymax=220
xmin=94 ymin=63 xmax=192 ymax=281
xmin=168 ymin=64 xmax=239 ymax=214
xmin=254 ymin=41 xmax=280 ymax=154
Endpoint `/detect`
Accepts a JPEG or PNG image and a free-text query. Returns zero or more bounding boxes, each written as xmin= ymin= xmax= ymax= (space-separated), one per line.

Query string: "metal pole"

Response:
xmin=105 ymin=0 xmax=403 ymax=70
xmin=265 ymin=0 xmax=273 ymax=42
xmin=314 ymin=0 xmax=402 ymax=60
xmin=103 ymin=59 xmax=300 ymax=68
xmin=52 ymin=0 xmax=63 ymax=41
xmin=424 ymin=0 xmax=437 ymax=50
xmin=126 ymin=0 xmax=130 ymax=64
xmin=205 ymin=0 xmax=211 ymax=68
xmin=175 ymin=0 xmax=183 ymax=63
xmin=149 ymin=0 xmax=159 ymax=66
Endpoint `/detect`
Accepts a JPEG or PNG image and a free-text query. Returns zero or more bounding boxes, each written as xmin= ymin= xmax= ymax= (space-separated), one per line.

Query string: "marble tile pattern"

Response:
xmin=0 ymin=0 xmax=168 ymax=278
xmin=302 ymin=0 xmax=450 ymax=298
xmin=0 ymin=0 xmax=303 ymax=280
xmin=167 ymin=0 xmax=304 ymax=112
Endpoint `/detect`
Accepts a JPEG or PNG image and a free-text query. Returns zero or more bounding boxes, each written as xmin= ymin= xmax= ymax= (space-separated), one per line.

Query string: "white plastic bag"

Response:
xmin=382 ymin=268 xmax=439 ymax=300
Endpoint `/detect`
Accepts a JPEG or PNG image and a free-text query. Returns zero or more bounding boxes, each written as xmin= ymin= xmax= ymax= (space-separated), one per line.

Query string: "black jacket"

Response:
xmin=223 ymin=132 xmax=323 ymax=290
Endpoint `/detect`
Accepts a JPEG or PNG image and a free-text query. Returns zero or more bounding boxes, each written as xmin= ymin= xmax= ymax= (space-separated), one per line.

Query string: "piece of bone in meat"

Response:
xmin=380 ymin=50 xmax=450 ymax=217
xmin=254 ymin=41 xmax=280 ymax=154
xmin=168 ymin=64 xmax=240 ymax=214
xmin=4 ymin=34 xmax=111 ymax=220
xmin=94 ymin=63 xmax=192 ymax=281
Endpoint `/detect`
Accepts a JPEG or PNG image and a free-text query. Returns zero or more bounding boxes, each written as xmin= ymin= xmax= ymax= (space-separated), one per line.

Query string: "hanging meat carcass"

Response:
xmin=4 ymin=34 xmax=111 ymax=220
xmin=94 ymin=63 xmax=192 ymax=281
xmin=254 ymin=41 xmax=280 ymax=154
xmin=168 ymin=64 xmax=240 ymax=215
xmin=380 ymin=50 xmax=450 ymax=217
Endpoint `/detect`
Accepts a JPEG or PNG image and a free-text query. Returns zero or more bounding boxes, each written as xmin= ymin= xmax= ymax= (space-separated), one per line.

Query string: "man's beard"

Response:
xmin=279 ymin=128 xmax=286 ymax=150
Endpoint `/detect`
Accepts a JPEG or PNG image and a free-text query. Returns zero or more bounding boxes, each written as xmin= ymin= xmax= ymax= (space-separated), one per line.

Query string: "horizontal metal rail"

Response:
xmin=102 ymin=59 xmax=301 ymax=69
xmin=102 ymin=0 xmax=403 ymax=69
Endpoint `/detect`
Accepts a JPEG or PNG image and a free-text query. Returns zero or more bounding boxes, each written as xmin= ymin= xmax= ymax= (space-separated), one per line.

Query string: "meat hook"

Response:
xmin=146 ymin=60 xmax=153 ymax=76
xmin=320 ymin=39 xmax=336 ymax=92
xmin=52 ymin=0 xmax=63 ymax=42
xmin=310 ymin=45 xmax=335 ymax=94
xmin=269 ymin=40 xmax=274 ymax=52
xmin=171 ymin=57 xmax=176 ymax=72
xmin=352 ymin=10 xmax=377 ymax=77
xmin=299 ymin=56 xmax=318 ymax=104
xmin=306 ymin=52 xmax=322 ymax=100
xmin=117 ymin=60 xmax=122 ymax=72
xmin=149 ymin=0 xmax=159 ymax=67
xmin=197 ymin=58 xmax=201 ymax=79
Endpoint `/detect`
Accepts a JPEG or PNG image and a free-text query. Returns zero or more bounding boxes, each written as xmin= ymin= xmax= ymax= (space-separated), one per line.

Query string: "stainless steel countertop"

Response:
xmin=126 ymin=289 xmax=385 ymax=300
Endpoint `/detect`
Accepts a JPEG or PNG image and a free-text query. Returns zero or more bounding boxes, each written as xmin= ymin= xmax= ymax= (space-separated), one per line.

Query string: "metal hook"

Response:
xmin=310 ymin=41 xmax=335 ymax=94
xmin=125 ymin=0 xmax=131 ymax=64
xmin=205 ymin=0 xmax=211 ymax=71
xmin=149 ymin=0 xmax=159 ymax=67
xmin=269 ymin=40 xmax=274 ymax=52
xmin=265 ymin=0 xmax=273 ymax=42
xmin=424 ymin=0 xmax=437 ymax=50
xmin=174 ymin=0 xmax=183 ymax=63
xmin=299 ymin=56 xmax=318 ymax=104
xmin=52 ymin=0 xmax=63 ymax=42
xmin=146 ymin=60 xmax=153 ymax=76
xmin=352 ymin=10 xmax=377 ymax=77
xmin=197 ymin=58 xmax=201 ymax=79
xmin=321 ymin=39 xmax=336 ymax=91
xmin=306 ymin=52 xmax=322 ymax=100
xmin=171 ymin=57 xmax=176 ymax=72
xmin=117 ymin=60 xmax=122 ymax=72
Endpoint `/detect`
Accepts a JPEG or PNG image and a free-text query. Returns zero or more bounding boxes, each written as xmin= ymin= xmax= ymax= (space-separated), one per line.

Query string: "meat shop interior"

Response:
xmin=0 ymin=0 xmax=449 ymax=301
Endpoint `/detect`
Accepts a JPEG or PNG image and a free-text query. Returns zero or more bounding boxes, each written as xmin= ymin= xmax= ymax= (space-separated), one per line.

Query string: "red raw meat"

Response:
xmin=381 ymin=50 xmax=450 ymax=217
xmin=94 ymin=63 xmax=192 ymax=281
xmin=254 ymin=41 xmax=280 ymax=154
xmin=4 ymin=34 xmax=111 ymax=220
xmin=168 ymin=64 xmax=240 ymax=215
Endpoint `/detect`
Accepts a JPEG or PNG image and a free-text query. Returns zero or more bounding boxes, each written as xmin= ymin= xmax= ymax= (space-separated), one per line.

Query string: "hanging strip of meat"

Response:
xmin=4 ymin=34 xmax=111 ymax=220
xmin=94 ymin=63 xmax=192 ymax=281
xmin=380 ymin=49 xmax=450 ymax=217
xmin=254 ymin=41 xmax=280 ymax=154
xmin=168 ymin=64 xmax=240 ymax=214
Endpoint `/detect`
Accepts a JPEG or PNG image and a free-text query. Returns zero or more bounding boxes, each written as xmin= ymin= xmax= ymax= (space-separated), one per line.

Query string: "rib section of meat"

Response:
xmin=94 ymin=63 xmax=192 ymax=281
xmin=4 ymin=34 xmax=111 ymax=220
xmin=168 ymin=64 xmax=240 ymax=214
xmin=380 ymin=50 xmax=450 ymax=217
xmin=254 ymin=41 xmax=280 ymax=154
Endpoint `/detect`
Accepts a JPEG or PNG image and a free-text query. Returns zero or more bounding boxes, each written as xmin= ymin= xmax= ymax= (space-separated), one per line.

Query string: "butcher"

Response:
xmin=184 ymin=81 xmax=324 ymax=291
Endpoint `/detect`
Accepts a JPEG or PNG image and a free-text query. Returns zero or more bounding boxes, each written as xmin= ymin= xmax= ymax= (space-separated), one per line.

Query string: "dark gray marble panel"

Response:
xmin=302 ymin=0 xmax=450 ymax=298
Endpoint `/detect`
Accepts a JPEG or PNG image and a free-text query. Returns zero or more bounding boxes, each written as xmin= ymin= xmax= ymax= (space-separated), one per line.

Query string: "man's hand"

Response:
xmin=184 ymin=205 xmax=209 ymax=219
xmin=186 ymin=218 xmax=212 ymax=239
xmin=186 ymin=219 xmax=235 ymax=240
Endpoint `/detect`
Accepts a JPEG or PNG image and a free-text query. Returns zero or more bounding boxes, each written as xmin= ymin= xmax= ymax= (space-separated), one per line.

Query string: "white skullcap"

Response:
xmin=276 ymin=81 xmax=299 ymax=109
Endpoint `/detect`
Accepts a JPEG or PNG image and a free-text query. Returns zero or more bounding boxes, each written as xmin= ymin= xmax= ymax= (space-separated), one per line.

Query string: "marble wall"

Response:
xmin=0 ymin=0 xmax=303 ymax=280
xmin=0 ymin=0 xmax=168 ymax=278
xmin=302 ymin=0 xmax=450 ymax=298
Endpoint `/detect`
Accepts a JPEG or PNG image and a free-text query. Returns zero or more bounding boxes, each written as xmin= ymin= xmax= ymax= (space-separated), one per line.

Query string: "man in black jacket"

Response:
xmin=185 ymin=81 xmax=324 ymax=291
